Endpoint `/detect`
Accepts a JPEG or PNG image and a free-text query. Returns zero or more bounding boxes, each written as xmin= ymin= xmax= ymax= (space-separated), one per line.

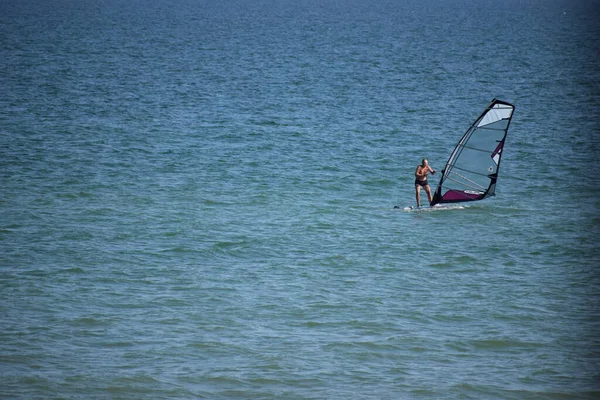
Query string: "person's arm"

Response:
xmin=415 ymin=166 xmax=421 ymax=178
xmin=428 ymin=166 xmax=436 ymax=175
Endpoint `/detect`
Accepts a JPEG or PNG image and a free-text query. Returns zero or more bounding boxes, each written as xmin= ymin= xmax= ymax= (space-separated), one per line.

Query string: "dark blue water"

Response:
xmin=2 ymin=0 xmax=599 ymax=398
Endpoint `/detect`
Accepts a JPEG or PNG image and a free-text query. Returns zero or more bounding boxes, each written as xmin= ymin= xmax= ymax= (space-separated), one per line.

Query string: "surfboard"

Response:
xmin=396 ymin=204 xmax=466 ymax=212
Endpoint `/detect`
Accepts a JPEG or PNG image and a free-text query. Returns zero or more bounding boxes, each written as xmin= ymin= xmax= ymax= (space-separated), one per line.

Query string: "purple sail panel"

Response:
xmin=492 ymin=141 xmax=504 ymax=159
xmin=442 ymin=190 xmax=484 ymax=202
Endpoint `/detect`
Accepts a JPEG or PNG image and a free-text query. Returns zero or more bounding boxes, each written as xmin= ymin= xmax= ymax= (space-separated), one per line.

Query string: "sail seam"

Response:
xmin=450 ymin=165 xmax=491 ymax=179
xmin=478 ymin=126 xmax=507 ymax=131
xmin=462 ymin=144 xmax=491 ymax=153
xmin=447 ymin=171 xmax=487 ymax=190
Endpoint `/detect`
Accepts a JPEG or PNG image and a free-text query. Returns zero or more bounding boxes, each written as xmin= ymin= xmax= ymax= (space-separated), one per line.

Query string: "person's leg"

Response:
xmin=415 ymin=185 xmax=421 ymax=207
xmin=425 ymin=185 xmax=433 ymax=204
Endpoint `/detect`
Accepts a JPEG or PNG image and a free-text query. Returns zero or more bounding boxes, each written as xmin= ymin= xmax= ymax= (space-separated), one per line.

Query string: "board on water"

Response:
xmin=430 ymin=99 xmax=515 ymax=206
xmin=400 ymin=204 xmax=465 ymax=212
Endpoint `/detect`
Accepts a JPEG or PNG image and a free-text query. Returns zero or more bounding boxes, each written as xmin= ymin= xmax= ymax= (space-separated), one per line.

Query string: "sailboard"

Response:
xmin=430 ymin=99 xmax=515 ymax=206
xmin=402 ymin=204 xmax=465 ymax=212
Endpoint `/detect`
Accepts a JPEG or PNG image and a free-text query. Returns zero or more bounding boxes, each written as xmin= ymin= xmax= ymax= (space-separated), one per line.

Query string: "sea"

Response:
xmin=1 ymin=0 xmax=599 ymax=398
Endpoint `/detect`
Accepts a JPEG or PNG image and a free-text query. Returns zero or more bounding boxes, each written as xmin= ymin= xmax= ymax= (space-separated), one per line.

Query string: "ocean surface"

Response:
xmin=1 ymin=0 xmax=600 ymax=398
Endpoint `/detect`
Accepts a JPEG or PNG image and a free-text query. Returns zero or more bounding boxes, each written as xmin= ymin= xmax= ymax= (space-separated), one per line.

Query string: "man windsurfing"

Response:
xmin=414 ymin=158 xmax=436 ymax=207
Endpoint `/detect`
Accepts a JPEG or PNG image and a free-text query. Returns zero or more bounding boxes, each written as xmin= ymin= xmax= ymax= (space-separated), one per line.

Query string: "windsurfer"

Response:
xmin=415 ymin=158 xmax=436 ymax=207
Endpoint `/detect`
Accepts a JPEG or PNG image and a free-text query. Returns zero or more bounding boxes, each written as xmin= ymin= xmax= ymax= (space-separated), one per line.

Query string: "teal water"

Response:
xmin=2 ymin=0 xmax=600 ymax=398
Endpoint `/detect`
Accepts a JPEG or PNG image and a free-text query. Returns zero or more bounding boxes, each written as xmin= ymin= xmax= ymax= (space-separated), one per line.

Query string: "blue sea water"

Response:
xmin=1 ymin=0 xmax=600 ymax=398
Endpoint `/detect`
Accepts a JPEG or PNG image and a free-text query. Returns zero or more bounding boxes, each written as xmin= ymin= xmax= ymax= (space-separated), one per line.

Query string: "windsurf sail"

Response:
xmin=430 ymin=99 xmax=515 ymax=206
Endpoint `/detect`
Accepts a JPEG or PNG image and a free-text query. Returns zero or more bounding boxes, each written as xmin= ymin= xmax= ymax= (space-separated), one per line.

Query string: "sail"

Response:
xmin=430 ymin=99 xmax=515 ymax=206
